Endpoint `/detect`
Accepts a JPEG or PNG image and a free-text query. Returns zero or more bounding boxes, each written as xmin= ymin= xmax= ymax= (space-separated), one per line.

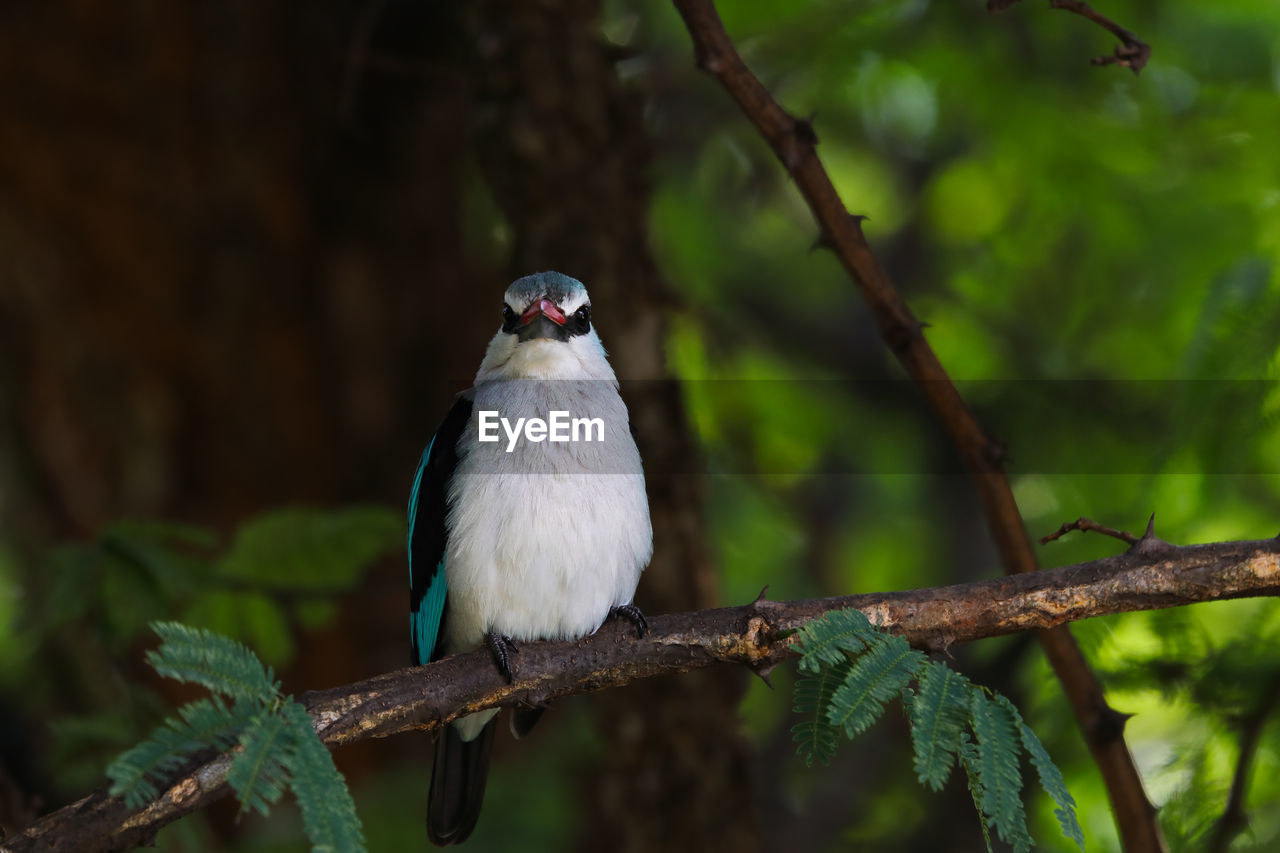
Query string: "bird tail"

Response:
xmin=427 ymin=718 xmax=496 ymax=846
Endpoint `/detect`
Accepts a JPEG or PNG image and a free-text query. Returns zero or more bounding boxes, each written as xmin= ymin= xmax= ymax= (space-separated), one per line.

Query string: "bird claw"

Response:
xmin=485 ymin=632 xmax=518 ymax=681
xmin=609 ymin=603 xmax=649 ymax=638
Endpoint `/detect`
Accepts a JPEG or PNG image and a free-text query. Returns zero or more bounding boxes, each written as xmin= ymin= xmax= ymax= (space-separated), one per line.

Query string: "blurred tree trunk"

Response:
xmin=0 ymin=1 xmax=498 ymax=536
xmin=0 ymin=0 xmax=491 ymax=809
xmin=463 ymin=2 xmax=759 ymax=850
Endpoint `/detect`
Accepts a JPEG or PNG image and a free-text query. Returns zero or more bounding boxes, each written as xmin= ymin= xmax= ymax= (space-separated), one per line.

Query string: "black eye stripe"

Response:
xmin=567 ymin=304 xmax=592 ymax=337
xmin=501 ymin=300 xmax=592 ymax=337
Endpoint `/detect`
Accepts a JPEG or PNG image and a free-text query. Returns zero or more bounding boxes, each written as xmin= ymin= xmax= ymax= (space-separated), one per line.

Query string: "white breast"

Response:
xmin=442 ymin=377 xmax=652 ymax=654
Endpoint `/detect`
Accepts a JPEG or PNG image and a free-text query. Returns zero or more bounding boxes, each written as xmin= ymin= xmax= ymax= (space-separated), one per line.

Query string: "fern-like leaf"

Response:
xmin=108 ymin=696 xmax=247 ymax=807
xmin=228 ymin=708 xmax=291 ymax=816
xmin=108 ymin=727 xmax=201 ymax=807
xmin=970 ymin=689 xmax=1033 ymax=853
xmin=146 ymin=621 xmax=280 ymax=702
xmin=792 ymin=660 xmax=852 ymax=766
xmin=282 ymin=702 xmax=367 ymax=853
xmin=1019 ymin=716 xmax=1085 ymax=849
xmin=794 ymin=608 xmax=875 ymax=673
xmin=959 ymin=732 xmax=995 ymax=853
xmin=910 ymin=661 xmax=970 ymax=791
xmin=826 ymin=635 xmax=925 ymax=737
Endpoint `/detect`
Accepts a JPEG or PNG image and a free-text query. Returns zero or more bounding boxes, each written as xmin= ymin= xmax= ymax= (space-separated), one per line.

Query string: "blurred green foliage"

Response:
xmin=0 ymin=507 xmax=399 ymax=806
xmin=631 ymin=0 xmax=1280 ymax=850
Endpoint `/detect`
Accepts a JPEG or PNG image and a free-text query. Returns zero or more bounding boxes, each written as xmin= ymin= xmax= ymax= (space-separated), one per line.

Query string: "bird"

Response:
xmin=407 ymin=270 xmax=653 ymax=845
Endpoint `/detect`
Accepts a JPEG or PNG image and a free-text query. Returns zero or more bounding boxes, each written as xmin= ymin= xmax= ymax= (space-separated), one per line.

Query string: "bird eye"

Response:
xmin=502 ymin=304 xmax=517 ymax=330
xmin=568 ymin=304 xmax=591 ymax=335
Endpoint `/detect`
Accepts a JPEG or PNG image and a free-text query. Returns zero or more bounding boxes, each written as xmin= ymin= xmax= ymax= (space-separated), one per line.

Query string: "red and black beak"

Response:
xmin=519 ymin=298 xmax=567 ymax=327
xmin=516 ymin=297 xmax=569 ymax=341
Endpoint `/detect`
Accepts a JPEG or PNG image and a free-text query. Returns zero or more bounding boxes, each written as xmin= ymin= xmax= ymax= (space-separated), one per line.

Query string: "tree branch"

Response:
xmin=987 ymin=0 xmax=1151 ymax=73
xmin=1040 ymin=514 xmax=1146 ymax=546
xmin=669 ymin=1 xmax=1167 ymax=848
xmin=8 ymin=536 xmax=1280 ymax=853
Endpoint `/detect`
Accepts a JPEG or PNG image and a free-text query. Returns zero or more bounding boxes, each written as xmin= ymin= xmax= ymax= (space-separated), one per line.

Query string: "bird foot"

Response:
xmin=609 ymin=603 xmax=649 ymax=638
xmin=485 ymin=632 xmax=518 ymax=681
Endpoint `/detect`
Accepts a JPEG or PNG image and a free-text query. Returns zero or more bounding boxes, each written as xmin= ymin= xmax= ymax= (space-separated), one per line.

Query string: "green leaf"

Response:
xmin=108 ymin=697 xmax=246 ymax=808
xmin=216 ymin=506 xmax=400 ymax=591
xmin=145 ymin=621 xmax=279 ymax=702
xmin=969 ymin=689 xmax=1032 ymax=853
xmin=174 ymin=696 xmax=252 ymax=749
xmin=793 ymin=608 xmax=875 ymax=673
xmin=101 ymin=520 xmax=216 ymax=595
xmin=910 ymin=661 xmax=970 ymax=791
xmin=282 ymin=702 xmax=367 ymax=853
xmin=108 ymin=727 xmax=198 ymax=807
xmin=1019 ymin=718 xmax=1084 ymax=850
xmin=959 ymin=732 xmax=995 ymax=853
xmin=228 ymin=708 xmax=291 ymax=816
xmin=826 ymin=634 xmax=925 ymax=737
xmin=792 ymin=660 xmax=851 ymax=766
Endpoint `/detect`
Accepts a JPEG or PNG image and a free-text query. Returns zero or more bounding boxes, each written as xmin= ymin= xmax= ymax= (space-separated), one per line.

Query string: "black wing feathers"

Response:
xmin=409 ymin=393 xmax=473 ymax=664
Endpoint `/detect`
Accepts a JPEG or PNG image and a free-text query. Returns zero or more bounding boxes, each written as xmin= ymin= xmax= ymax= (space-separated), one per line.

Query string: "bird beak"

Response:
xmin=520 ymin=298 xmax=567 ymax=327
xmin=516 ymin=297 xmax=569 ymax=342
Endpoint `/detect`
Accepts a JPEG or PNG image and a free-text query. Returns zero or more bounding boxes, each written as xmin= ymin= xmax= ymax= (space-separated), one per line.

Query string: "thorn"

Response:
xmin=983 ymin=438 xmax=1008 ymax=468
xmin=1128 ymin=512 xmax=1173 ymax=555
xmin=752 ymin=661 xmax=778 ymax=688
xmin=779 ymin=112 xmax=819 ymax=173
xmin=510 ymin=703 xmax=548 ymax=739
xmin=793 ymin=114 xmax=819 ymax=146
xmin=1095 ymin=705 xmax=1134 ymax=741
xmin=809 ymin=231 xmax=835 ymax=253
xmin=1093 ymin=42 xmax=1150 ymax=74
xmin=692 ymin=45 xmax=717 ymax=73
xmin=753 ymin=585 xmax=771 ymax=605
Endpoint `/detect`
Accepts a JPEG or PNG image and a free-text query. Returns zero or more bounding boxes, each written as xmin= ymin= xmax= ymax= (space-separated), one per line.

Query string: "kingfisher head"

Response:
xmin=477 ymin=271 xmax=612 ymax=380
xmin=499 ymin=271 xmax=593 ymax=343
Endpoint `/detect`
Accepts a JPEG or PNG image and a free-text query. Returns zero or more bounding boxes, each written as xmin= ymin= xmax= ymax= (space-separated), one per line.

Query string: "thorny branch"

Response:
xmin=987 ymin=0 xmax=1151 ymax=73
xmin=670 ymin=1 xmax=1165 ymax=849
xmin=1041 ymin=514 xmax=1148 ymax=546
xmin=7 ymin=535 xmax=1280 ymax=853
